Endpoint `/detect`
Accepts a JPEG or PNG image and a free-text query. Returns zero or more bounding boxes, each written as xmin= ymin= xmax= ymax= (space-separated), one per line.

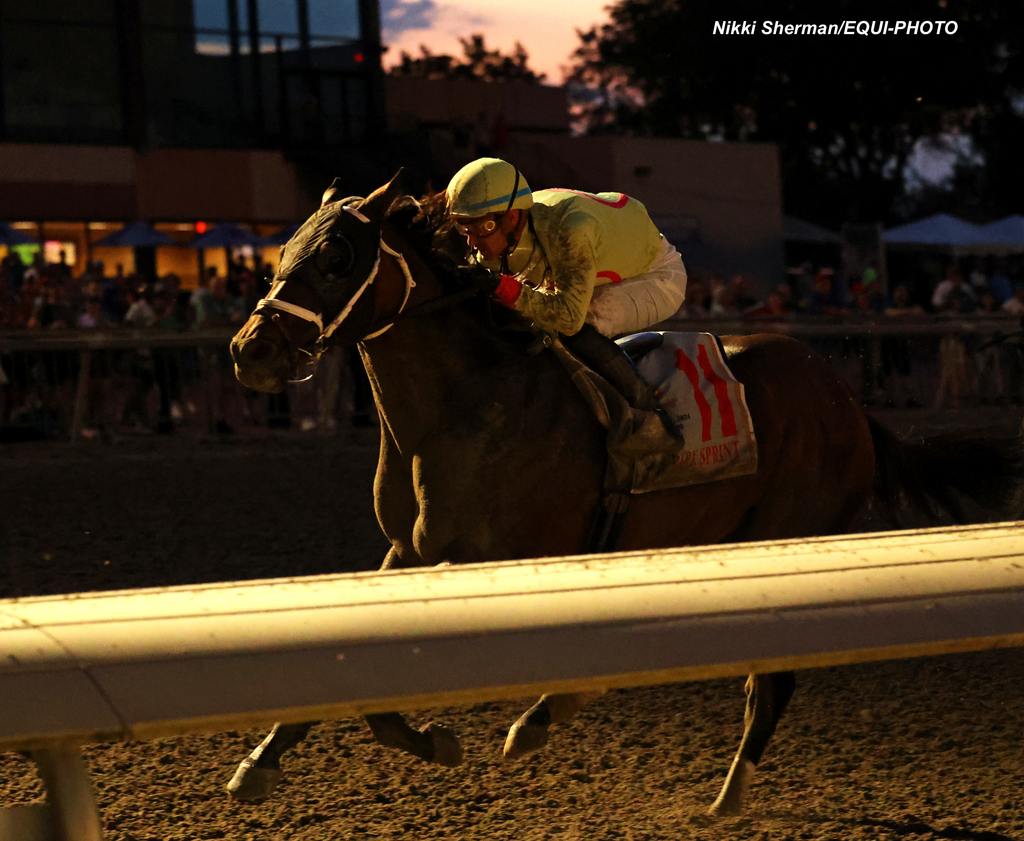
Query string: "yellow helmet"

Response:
xmin=446 ymin=158 xmax=533 ymax=218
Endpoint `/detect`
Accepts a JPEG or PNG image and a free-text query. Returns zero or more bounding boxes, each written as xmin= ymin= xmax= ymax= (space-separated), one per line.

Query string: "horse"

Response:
xmin=227 ymin=171 xmax=1022 ymax=816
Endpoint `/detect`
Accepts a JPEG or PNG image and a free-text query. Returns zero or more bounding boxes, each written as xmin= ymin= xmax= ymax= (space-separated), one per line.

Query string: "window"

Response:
xmin=193 ymin=0 xmax=230 ymax=55
xmin=257 ymin=0 xmax=299 ymax=36
xmin=308 ymin=0 xmax=360 ymax=41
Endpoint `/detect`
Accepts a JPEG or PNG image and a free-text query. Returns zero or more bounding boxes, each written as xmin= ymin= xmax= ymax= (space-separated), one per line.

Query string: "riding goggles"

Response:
xmin=454 ymin=214 xmax=501 ymax=238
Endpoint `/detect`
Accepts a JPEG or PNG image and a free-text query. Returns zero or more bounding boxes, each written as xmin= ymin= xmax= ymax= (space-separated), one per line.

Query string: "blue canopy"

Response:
xmin=883 ymin=213 xmax=988 ymax=247
xmin=977 ymin=215 xmax=1024 ymax=248
xmin=256 ymin=223 xmax=301 ymax=247
xmin=93 ymin=221 xmax=175 ymax=248
xmin=189 ymin=223 xmax=261 ymax=249
xmin=0 ymin=223 xmax=35 ymax=246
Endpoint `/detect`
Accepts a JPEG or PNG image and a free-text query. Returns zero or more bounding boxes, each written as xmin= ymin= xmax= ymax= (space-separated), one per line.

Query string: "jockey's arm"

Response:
xmin=502 ymin=211 xmax=597 ymax=336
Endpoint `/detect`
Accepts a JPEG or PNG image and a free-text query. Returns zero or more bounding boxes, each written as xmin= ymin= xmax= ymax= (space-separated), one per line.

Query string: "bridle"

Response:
xmin=252 ymin=201 xmax=473 ymax=383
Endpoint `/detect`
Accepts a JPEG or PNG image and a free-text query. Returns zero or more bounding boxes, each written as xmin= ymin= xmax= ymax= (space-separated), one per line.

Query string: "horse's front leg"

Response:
xmin=708 ymin=671 xmax=796 ymax=817
xmin=503 ymin=691 xmax=606 ymax=759
xmin=227 ymin=720 xmax=318 ymax=802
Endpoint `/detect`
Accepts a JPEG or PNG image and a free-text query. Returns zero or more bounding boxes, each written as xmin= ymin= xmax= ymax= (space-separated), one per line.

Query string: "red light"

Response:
xmin=354 ymin=52 xmax=364 ymax=63
xmin=195 ymin=221 xmax=208 ymax=234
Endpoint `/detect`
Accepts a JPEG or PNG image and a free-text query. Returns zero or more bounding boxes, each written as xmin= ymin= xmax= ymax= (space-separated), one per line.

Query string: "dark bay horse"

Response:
xmin=228 ymin=173 xmax=1022 ymax=816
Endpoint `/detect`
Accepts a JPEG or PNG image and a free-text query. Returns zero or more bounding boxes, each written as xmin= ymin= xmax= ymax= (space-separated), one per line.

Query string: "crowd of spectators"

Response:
xmin=4 ymin=250 xmax=1022 ymax=333
xmin=0 ymin=252 xmax=266 ymax=332
xmin=1 ymin=249 xmax=1023 ymax=437
xmin=0 ymin=252 xmax=375 ymax=438
xmin=679 ymin=257 xmax=1024 ymax=410
xmin=679 ymin=257 xmax=1024 ymax=323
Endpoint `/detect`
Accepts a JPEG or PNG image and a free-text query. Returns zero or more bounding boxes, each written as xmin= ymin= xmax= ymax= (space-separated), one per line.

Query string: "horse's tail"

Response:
xmin=868 ymin=416 xmax=1024 ymax=525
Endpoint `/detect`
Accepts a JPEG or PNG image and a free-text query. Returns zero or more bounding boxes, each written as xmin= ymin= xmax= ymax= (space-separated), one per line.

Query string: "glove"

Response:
xmin=454 ymin=265 xmax=522 ymax=307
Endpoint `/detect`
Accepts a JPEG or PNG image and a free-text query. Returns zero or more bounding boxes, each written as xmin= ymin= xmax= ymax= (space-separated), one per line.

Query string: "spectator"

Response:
xmin=880 ymin=285 xmax=924 ymax=408
xmin=709 ymin=275 xmax=740 ymax=317
xmin=1003 ymin=283 xmax=1024 ymax=316
xmin=120 ymin=286 xmax=157 ymax=431
xmin=729 ymin=274 xmax=758 ymax=310
xmin=967 ymin=260 xmax=990 ymax=298
xmin=848 ymin=283 xmax=885 ymax=405
xmin=931 ymin=266 xmax=976 ymax=313
xmin=189 ymin=266 xmax=216 ymax=328
xmin=152 ymin=283 xmax=187 ymax=433
xmin=679 ymin=278 xmax=708 ymax=318
xmin=29 ymin=284 xmax=73 ymax=330
xmin=743 ymin=285 xmax=792 ymax=319
xmin=801 ymin=268 xmax=847 ymax=317
xmin=101 ymin=268 xmax=130 ymax=324
xmin=76 ymin=297 xmax=108 ymax=330
xmin=75 ymin=298 xmax=113 ymax=438
xmin=193 ymin=274 xmax=245 ymax=434
xmin=933 ymin=283 xmax=977 ymax=410
xmin=989 ymin=258 xmax=1014 ymax=304
xmin=123 ymin=285 xmax=157 ymax=329
xmin=974 ymin=291 xmax=1007 ymax=404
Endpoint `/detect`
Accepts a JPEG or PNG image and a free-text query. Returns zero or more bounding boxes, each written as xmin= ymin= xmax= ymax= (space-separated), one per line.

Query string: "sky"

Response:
xmin=379 ymin=0 xmax=612 ymax=83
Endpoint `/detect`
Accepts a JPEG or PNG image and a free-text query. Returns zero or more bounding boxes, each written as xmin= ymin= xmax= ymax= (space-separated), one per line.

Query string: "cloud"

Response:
xmin=380 ymin=0 xmax=439 ymax=37
xmin=381 ymin=1 xmax=492 ymax=64
xmin=378 ymin=0 xmax=607 ymax=81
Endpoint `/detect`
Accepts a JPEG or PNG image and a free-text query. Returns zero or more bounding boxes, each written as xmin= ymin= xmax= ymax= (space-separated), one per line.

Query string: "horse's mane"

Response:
xmin=384 ymin=193 xmax=538 ymax=347
xmin=386 ymin=193 xmax=465 ymax=286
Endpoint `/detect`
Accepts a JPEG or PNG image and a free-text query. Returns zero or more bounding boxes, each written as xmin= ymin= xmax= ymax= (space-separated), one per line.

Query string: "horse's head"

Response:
xmin=230 ymin=171 xmax=407 ymax=392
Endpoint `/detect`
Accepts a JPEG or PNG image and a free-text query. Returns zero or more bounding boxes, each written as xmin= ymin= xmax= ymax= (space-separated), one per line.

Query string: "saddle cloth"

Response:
xmin=552 ymin=331 xmax=758 ymax=496
xmin=631 ymin=332 xmax=758 ymax=492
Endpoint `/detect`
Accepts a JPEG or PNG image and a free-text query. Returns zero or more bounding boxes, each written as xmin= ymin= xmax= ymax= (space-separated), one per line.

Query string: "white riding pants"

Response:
xmin=585 ymin=238 xmax=687 ymax=338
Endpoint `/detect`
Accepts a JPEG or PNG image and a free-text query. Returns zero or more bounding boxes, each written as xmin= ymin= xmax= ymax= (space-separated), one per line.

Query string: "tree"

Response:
xmin=389 ymin=34 xmax=546 ymax=84
xmin=569 ymin=0 xmax=1024 ymax=225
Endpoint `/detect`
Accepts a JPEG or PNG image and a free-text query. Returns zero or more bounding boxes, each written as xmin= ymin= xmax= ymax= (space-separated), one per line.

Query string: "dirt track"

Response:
xmin=1 ymin=419 xmax=1023 ymax=840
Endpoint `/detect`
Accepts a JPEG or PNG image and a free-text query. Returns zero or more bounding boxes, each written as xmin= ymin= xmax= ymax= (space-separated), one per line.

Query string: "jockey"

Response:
xmin=446 ymin=157 xmax=688 ymax=409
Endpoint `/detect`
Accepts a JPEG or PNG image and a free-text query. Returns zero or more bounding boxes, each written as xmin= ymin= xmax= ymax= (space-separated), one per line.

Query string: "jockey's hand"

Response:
xmin=454 ymin=265 xmax=500 ymax=295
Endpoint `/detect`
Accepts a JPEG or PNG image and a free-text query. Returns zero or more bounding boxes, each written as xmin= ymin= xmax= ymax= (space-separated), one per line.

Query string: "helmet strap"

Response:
xmin=499 ymin=166 xmax=522 ymax=275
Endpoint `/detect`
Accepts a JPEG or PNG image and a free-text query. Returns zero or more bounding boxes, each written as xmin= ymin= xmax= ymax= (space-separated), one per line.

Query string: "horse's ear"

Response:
xmin=321 ymin=177 xmax=345 ymax=207
xmin=358 ymin=169 xmax=407 ymax=220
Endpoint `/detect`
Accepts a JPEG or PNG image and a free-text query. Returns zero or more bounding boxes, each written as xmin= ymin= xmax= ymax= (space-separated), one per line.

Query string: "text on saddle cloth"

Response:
xmin=630 ymin=332 xmax=758 ymax=492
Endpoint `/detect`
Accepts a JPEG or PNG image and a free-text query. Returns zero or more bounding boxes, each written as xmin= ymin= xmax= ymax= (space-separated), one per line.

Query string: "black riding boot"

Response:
xmin=562 ymin=324 xmax=661 ymax=412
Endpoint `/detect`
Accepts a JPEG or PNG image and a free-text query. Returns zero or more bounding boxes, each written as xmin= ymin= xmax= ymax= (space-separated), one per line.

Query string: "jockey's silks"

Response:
xmin=474 ymin=188 xmax=664 ymax=335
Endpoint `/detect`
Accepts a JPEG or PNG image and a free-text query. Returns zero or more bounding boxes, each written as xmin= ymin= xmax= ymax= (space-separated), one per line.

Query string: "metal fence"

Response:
xmin=0 ymin=328 xmax=371 ymax=442
xmin=1 ymin=318 xmax=1023 ymax=443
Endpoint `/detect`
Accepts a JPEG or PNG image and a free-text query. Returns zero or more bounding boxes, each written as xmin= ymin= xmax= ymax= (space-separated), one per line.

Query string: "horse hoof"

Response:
xmin=706 ymin=797 xmax=743 ymax=818
xmin=502 ymin=720 xmax=548 ymax=760
xmin=226 ymin=758 xmax=282 ymax=802
xmin=425 ymin=723 xmax=464 ymax=767
xmin=707 ymin=757 xmax=754 ymax=817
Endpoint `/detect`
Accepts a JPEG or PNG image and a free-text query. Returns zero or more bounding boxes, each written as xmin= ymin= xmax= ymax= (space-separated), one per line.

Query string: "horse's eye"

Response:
xmin=319 ymin=235 xmax=355 ymax=277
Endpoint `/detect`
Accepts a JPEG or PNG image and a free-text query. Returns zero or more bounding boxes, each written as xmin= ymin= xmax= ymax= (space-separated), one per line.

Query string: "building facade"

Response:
xmin=0 ymin=1 xmax=783 ymax=289
xmin=0 ymin=0 xmax=385 ymax=282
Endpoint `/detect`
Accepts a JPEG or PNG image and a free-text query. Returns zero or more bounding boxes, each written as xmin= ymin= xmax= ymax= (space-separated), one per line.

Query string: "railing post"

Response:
xmin=31 ymin=745 xmax=104 ymax=841
xmin=0 ymin=803 xmax=52 ymax=841
xmin=70 ymin=348 xmax=92 ymax=443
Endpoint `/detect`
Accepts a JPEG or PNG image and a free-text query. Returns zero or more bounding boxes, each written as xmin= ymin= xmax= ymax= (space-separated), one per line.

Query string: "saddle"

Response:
xmin=551 ymin=327 xmax=758 ymax=548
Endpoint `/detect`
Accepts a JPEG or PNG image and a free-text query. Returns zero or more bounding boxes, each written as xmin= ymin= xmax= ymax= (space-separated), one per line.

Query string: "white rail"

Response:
xmin=2 ymin=521 xmax=1024 ymax=839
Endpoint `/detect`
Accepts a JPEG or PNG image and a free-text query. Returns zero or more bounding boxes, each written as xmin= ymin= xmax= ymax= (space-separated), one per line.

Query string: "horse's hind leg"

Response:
xmin=227 ymin=720 xmax=318 ymax=802
xmin=503 ymin=691 xmax=605 ymax=759
xmin=365 ymin=712 xmax=464 ymax=767
xmin=708 ymin=671 xmax=796 ymax=817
